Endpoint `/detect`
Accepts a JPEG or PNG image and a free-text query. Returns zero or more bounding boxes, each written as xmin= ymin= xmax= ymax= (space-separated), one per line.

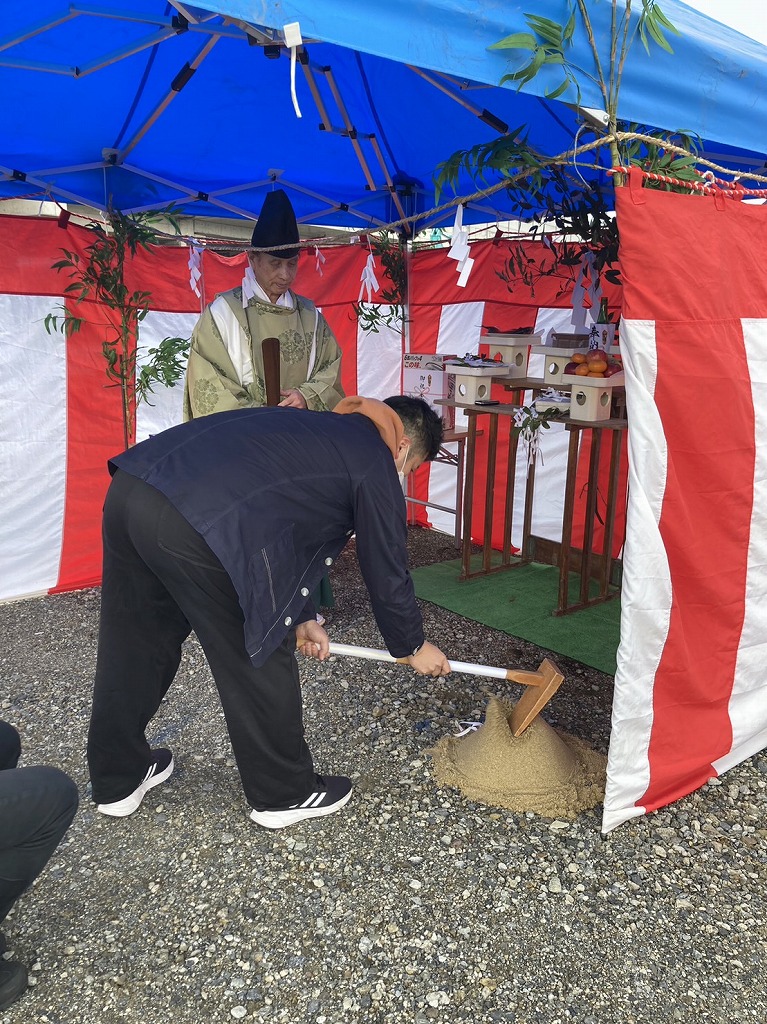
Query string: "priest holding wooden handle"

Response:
xmin=183 ymin=188 xmax=345 ymax=419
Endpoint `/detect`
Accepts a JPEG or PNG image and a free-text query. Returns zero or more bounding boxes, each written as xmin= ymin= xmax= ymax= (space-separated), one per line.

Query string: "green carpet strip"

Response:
xmin=410 ymin=557 xmax=620 ymax=676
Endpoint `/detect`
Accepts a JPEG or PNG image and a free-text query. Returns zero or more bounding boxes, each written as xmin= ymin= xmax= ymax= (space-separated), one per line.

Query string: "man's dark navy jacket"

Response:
xmin=109 ymin=407 xmax=424 ymax=666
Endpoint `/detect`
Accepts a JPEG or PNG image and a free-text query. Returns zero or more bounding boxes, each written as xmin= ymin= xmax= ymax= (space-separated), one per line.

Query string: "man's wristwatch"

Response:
xmin=411 ymin=644 xmax=423 ymax=657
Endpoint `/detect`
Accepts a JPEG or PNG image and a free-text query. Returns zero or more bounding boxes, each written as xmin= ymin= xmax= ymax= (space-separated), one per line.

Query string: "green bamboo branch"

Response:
xmin=575 ymin=0 xmax=609 ymax=112
xmin=45 ymin=207 xmax=190 ymax=448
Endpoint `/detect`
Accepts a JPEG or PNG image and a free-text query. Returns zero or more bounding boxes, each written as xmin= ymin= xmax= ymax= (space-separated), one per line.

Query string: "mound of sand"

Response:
xmin=429 ymin=695 xmax=606 ymax=819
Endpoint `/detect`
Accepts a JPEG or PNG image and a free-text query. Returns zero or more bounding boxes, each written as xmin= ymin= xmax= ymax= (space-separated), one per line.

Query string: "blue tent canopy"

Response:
xmin=235 ymin=0 xmax=767 ymax=157
xmin=1 ymin=1 xmax=765 ymax=229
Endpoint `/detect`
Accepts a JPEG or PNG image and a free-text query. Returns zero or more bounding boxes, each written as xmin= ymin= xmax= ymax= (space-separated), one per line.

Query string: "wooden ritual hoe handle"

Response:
xmin=296 ymin=642 xmax=565 ymax=736
xmin=262 ymin=337 xmax=281 ymax=406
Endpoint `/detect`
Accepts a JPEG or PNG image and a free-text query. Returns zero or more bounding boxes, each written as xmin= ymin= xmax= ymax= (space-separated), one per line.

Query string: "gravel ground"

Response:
xmin=1 ymin=526 xmax=766 ymax=1024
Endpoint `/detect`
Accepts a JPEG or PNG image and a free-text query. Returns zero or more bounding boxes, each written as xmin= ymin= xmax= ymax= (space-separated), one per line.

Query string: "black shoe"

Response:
xmin=96 ymin=749 xmax=174 ymax=817
xmin=250 ymin=775 xmax=353 ymax=829
xmin=0 ymin=959 xmax=28 ymax=1012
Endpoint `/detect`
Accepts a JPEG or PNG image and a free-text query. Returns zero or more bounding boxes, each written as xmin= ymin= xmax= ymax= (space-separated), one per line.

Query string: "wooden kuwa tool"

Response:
xmin=323 ymin=642 xmax=564 ymax=737
xmin=262 ymin=337 xmax=281 ymax=406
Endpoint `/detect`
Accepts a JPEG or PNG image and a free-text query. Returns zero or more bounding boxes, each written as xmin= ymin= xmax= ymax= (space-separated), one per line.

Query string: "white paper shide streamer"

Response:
xmin=446 ymin=204 xmax=473 ymax=287
xmin=188 ymin=245 xmax=202 ymax=298
xmin=315 ymin=245 xmax=326 ymax=277
xmin=283 ymin=22 xmax=303 ymax=119
xmin=570 ymin=251 xmax=598 ymax=328
xmin=358 ymin=250 xmax=380 ymax=303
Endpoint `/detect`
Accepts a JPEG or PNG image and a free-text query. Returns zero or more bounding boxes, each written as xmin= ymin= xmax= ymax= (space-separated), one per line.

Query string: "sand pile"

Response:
xmin=429 ymin=696 xmax=606 ymax=819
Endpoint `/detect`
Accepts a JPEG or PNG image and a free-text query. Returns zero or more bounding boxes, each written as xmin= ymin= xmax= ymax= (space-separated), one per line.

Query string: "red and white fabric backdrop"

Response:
xmin=1 ymin=215 xmax=610 ymax=604
xmin=5 ymin=190 xmax=765 ymax=831
xmin=604 ymin=171 xmax=767 ymax=831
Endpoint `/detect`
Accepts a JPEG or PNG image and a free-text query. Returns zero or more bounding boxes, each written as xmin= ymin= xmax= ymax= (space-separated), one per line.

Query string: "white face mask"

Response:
xmin=396 ymin=443 xmax=411 ymax=489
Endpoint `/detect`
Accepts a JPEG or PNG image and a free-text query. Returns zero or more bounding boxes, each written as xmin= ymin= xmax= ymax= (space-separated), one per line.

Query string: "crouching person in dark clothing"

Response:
xmin=0 ymin=720 xmax=78 ymax=1011
xmin=87 ymin=395 xmax=451 ymax=828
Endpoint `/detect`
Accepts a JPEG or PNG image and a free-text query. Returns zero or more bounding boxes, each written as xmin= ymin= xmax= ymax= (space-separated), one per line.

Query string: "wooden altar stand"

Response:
xmin=439 ymin=377 xmax=627 ymax=615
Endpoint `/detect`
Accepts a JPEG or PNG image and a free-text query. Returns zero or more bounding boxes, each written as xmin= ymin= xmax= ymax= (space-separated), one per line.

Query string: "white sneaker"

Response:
xmin=96 ymin=749 xmax=174 ymax=817
xmin=250 ymin=775 xmax=352 ymax=829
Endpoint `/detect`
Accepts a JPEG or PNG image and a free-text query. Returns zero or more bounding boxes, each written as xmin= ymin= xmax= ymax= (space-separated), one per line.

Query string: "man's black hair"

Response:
xmin=383 ymin=395 xmax=444 ymax=462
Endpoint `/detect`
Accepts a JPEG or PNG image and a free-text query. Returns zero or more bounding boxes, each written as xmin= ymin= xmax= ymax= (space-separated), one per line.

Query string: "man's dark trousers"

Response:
xmin=87 ymin=469 xmax=315 ymax=811
xmin=0 ymin=721 xmax=79 ymax=924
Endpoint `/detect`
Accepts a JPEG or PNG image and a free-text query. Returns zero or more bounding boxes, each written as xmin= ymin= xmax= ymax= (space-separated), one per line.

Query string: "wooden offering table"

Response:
xmin=555 ymin=417 xmax=626 ymax=615
xmin=439 ymin=378 xmax=627 ymax=616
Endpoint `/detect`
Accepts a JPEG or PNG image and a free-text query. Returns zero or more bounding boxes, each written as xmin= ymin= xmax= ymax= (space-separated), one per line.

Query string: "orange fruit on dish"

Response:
xmin=575 ymin=364 xmax=590 ymax=376
xmin=572 ymin=352 xmax=588 ymax=364
xmin=587 ymin=371 xmax=605 ymax=377
xmin=586 ymin=358 xmax=607 ymax=372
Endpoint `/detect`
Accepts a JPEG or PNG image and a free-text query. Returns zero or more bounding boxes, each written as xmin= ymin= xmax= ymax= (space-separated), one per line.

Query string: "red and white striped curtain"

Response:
xmin=604 ymin=172 xmax=767 ymax=830
xmin=0 ymin=216 xmax=603 ymax=603
xmin=4 ymin=197 xmax=764 ymax=830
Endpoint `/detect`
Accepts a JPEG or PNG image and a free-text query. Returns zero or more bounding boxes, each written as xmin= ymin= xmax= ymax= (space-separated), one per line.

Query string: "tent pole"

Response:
xmin=117 ymin=36 xmax=220 ymax=161
xmin=406 ymin=66 xmax=508 ymax=135
xmin=299 ymin=56 xmax=333 ymax=130
xmin=367 ymin=135 xmax=408 ymax=227
xmin=321 ymin=68 xmax=377 ymax=192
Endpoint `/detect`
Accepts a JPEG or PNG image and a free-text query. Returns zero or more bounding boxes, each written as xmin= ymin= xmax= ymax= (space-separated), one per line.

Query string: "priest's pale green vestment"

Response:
xmin=183 ymin=287 xmax=344 ymax=420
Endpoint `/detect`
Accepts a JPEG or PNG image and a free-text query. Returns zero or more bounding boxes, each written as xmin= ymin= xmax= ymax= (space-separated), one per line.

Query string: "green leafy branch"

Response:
xmin=490 ymin=12 xmax=583 ymax=102
xmin=488 ymin=1 xmax=679 ymax=173
xmin=44 ymin=207 xmax=190 ymax=447
xmin=513 ymin=402 xmax=568 ymax=438
xmin=513 ymin=402 xmax=568 ymax=468
xmin=492 ymin=123 xmax=699 ymax=297
xmin=353 ymin=233 xmax=409 ymax=335
xmin=434 ymin=2 xmax=699 ymax=297
xmin=435 ymin=128 xmax=550 ymax=204
xmin=619 ymin=123 xmax=701 ymax=188
xmin=136 ymin=334 xmax=191 ymax=406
